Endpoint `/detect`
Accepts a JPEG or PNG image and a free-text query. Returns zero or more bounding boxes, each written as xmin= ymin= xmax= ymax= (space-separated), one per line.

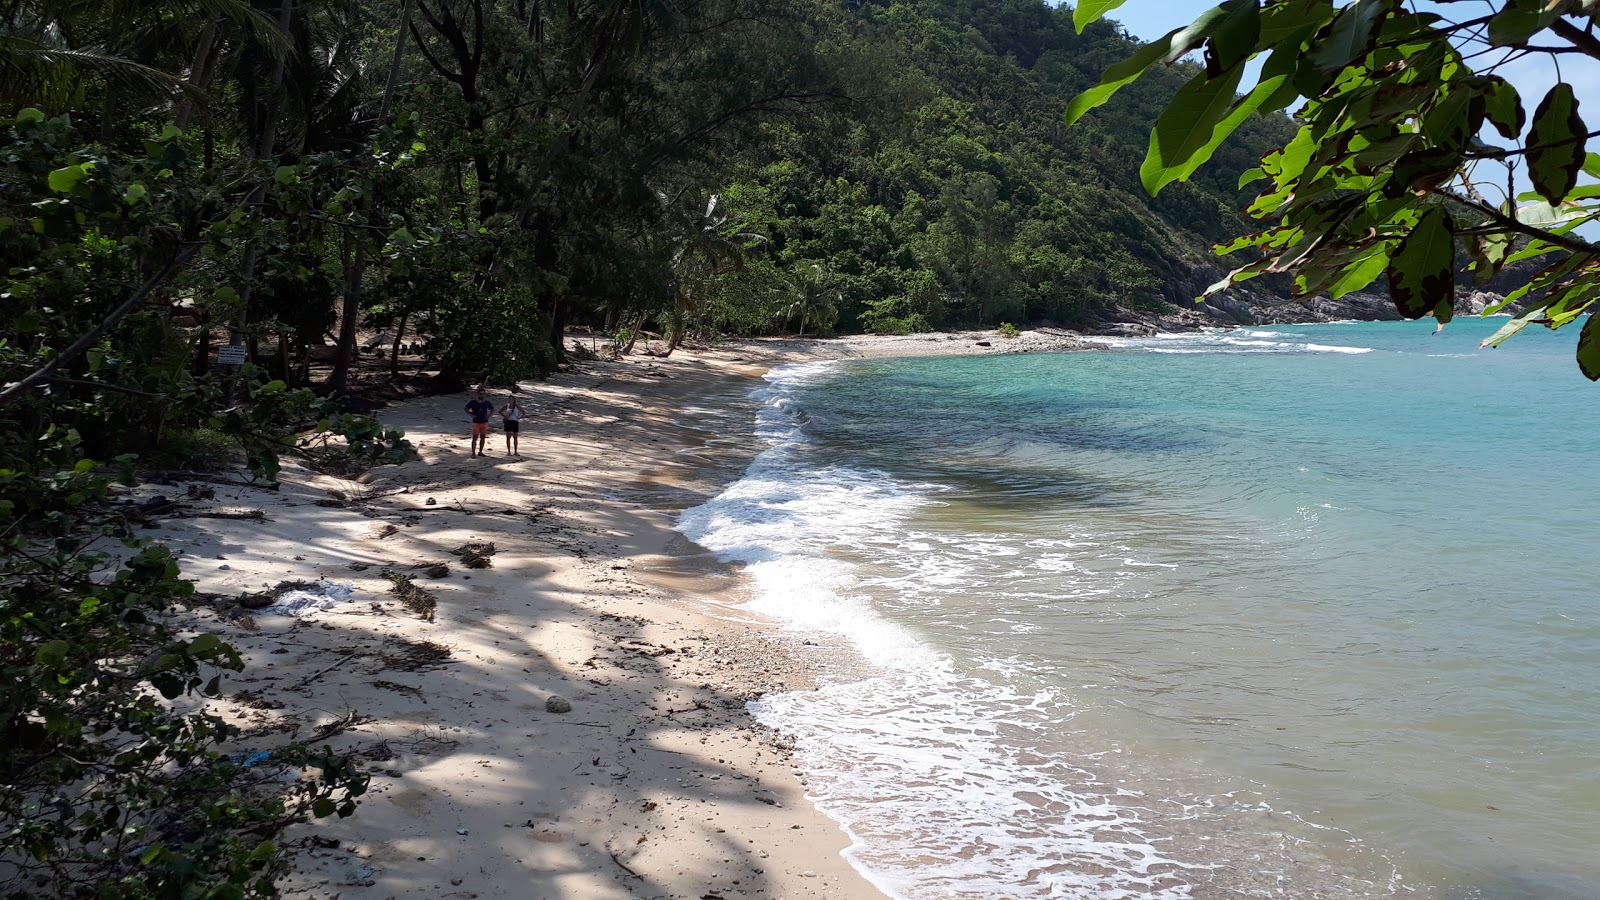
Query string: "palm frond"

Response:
xmin=0 ymin=34 xmax=185 ymax=108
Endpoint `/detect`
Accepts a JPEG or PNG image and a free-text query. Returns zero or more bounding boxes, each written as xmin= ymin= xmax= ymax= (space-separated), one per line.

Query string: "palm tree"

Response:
xmin=1 ymin=0 xmax=284 ymax=114
xmin=659 ymin=192 xmax=763 ymax=356
xmin=785 ymin=264 xmax=839 ymax=337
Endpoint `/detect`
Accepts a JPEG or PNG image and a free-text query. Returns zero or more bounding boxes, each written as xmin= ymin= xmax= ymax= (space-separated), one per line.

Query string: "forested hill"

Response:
xmin=708 ymin=0 xmax=1296 ymax=335
xmin=1 ymin=0 xmax=1294 ymax=407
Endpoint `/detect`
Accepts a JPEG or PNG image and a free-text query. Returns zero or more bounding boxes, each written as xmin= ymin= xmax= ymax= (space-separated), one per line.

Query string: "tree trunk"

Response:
xmin=389 ymin=312 xmax=408 ymax=377
xmin=231 ymin=0 xmax=294 ymax=350
xmin=328 ymin=0 xmax=415 ymax=394
xmin=175 ymin=20 xmax=219 ymax=131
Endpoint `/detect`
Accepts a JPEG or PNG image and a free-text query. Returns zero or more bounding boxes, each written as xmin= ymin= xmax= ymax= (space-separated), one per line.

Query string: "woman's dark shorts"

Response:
xmin=504 ymin=420 xmax=520 ymax=434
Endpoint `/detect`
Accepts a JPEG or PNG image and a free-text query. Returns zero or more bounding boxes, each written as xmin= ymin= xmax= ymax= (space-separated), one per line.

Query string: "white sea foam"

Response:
xmin=1108 ymin=332 xmax=1376 ymax=355
xmin=678 ymin=361 xmax=1405 ymax=899
xmin=677 ymin=363 xmax=1217 ymax=897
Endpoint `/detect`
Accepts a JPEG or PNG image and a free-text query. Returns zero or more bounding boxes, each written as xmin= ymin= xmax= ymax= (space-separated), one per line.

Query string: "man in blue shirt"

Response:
xmin=464 ymin=389 xmax=495 ymax=457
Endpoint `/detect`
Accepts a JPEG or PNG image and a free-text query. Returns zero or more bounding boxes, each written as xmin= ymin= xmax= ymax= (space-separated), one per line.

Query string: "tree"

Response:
xmin=786 ymin=263 xmax=841 ymax=337
xmin=1069 ymin=0 xmax=1600 ymax=378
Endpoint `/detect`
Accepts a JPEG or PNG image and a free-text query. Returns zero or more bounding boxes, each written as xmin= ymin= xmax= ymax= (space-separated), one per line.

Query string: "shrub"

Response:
xmin=996 ymin=322 xmax=1021 ymax=339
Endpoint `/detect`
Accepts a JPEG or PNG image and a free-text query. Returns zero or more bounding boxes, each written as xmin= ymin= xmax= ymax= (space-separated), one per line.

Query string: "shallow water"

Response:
xmin=677 ymin=319 xmax=1600 ymax=899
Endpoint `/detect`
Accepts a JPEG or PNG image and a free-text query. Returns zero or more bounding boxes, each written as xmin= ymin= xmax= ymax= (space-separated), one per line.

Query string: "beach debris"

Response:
xmin=450 ymin=542 xmax=496 ymax=569
xmin=307 ymin=709 xmax=370 ymax=742
xmin=230 ymin=751 xmax=272 ymax=768
xmin=287 ymin=651 xmax=357 ymax=691
xmin=545 ymin=695 xmax=572 ymax=714
xmin=261 ymin=580 xmax=355 ymax=618
xmin=383 ymin=571 xmax=437 ymax=621
xmin=192 ymin=507 xmax=267 ymax=521
xmin=371 ymin=680 xmax=426 ymax=702
xmin=424 ymin=563 xmax=450 ymax=579
xmin=375 ymin=523 xmax=399 ymax=539
xmin=381 ymin=637 xmax=453 ymax=672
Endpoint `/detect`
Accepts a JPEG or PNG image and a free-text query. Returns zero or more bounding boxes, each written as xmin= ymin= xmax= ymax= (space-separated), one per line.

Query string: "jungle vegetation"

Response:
xmin=0 ymin=1 xmax=1291 ymax=896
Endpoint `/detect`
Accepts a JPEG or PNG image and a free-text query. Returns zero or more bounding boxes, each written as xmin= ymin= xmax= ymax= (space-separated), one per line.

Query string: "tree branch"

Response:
xmin=0 ymin=245 xmax=201 ymax=410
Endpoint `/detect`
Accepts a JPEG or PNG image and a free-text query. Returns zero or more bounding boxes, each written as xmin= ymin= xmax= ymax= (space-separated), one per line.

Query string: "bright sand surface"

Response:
xmin=151 ymin=331 xmax=1066 ymax=900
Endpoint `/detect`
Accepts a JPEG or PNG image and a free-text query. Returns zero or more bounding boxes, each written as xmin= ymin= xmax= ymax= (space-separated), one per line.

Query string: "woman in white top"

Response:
xmin=498 ymin=396 xmax=527 ymax=456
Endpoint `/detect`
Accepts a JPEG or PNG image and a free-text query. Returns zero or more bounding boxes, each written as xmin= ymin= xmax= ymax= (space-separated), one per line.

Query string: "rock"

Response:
xmin=545 ymin=695 xmax=572 ymax=714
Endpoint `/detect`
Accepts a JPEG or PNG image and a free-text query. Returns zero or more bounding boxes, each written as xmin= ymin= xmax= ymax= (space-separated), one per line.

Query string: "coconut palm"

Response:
xmin=1 ymin=0 xmax=284 ymax=113
xmin=785 ymin=263 xmax=839 ymax=337
xmin=659 ymin=192 xmax=764 ymax=356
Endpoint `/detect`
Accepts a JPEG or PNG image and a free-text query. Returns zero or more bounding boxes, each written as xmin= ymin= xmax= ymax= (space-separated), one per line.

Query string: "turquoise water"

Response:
xmin=679 ymin=319 xmax=1600 ymax=899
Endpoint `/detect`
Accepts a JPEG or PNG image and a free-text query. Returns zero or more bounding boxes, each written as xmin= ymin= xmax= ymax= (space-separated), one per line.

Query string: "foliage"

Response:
xmin=996 ymin=322 xmax=1021 ymax=338
xmin=0 ymin=99 xmax=409 ymax=900
xmin=1072 ymin=0 xmax=1600 ymax=378
xmin=703 ymin=0 xmax=1291 ymax=334
xmin=0 ymin=432 xmax=370 ymax=898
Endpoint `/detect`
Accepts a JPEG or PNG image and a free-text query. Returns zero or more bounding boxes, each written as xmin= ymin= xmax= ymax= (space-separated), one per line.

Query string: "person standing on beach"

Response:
xmin=465 ymin=389 xmax=494 ymax=457
xmin=498 ymin=395 xmax=527 ymax=456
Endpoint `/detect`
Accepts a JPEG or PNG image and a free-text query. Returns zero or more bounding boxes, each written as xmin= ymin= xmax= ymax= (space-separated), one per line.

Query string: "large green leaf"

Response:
xmin=1140 ymin=67 xmax=1245 ymax=195
xmin=1073 ymin=0 xmax=1131 ymax=34
xmin=1064 ymin=35 xmax=1173 ymax=125
xmin=1480 ymin=76 xmax=1525 ymax=139
xmin=1577 ymin=313 xmax=1600 ymax=381
xmin=1329 ymin=246 xmax=1392 ymax=299
xmin=1528 ymin=83 xmax=1586 ymax=205
xmin=1206 ymin=1 xmax=1262 ymax=73
xmin=1309 ymin=0 xmax=1387 ymax=74
xmin=1487 ymin=0 xmax=1561 ymax=47
xmin=1481 ymin=305 xmax=1547 ymax=348
xmin=1385 ymin=206 xmax=1454 ymax=319
xmin=1152 ymin=73 xmax=1289 ymax=195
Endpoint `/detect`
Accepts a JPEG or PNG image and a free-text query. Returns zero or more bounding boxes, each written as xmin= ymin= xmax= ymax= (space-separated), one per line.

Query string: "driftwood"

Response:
xmin=163 ymin=471 xmax=283 ymax=492
xmin=192 ymin=507 xmax=268 ymax=521
xmin=287 ymin=652 xmax=356 ymax=691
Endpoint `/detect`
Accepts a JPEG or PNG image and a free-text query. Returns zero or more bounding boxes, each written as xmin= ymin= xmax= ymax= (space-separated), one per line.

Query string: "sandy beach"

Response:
xmin=129 ymin=332 xmax=943 ymax=899
xmin=145 ymin=327 xmax=1098 ymax=899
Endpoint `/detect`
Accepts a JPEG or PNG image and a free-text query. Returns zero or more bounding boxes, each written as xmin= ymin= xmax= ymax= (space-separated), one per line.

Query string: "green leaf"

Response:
xmin=1309 ymin=0 xmax=1387 ymax=74
xmin=47 ymin=164 xmax=89 ymax=193
xmin=1480 ymin=76 xmax=1525 ymax=140
xmin=1528 ymin=83 xmax=1586 ymax=205
xmin=16 ymin=107 xmax=45 ymax=124
xmin=1140 ymin=66 xmax=1246 ymax=195
xmin=1487 ymin=0 xmax=1560 ymax=47
xmin=1238 ymin=166 xmax=1266 ymax=188
xmin=1386 ymin=206 xmax=1454 ymax=319
xmin=123 ymin=183 xmax=147 ymax=205
xmin=141 ymin=842 xmax=165 ymax=865
xmin=34 ymin=640 xmax=69 ymax=668
xmin=1073 ymin=0 xmax=1129 ymax=33
xmin=1206 ymin=0 xmax=1261 ymax=73
xmin=1329 ymin=247 xmax=1392 ymax=299
xmin=312 ymin=798 xmax=337 ymax=818
xmin=1065 ymin=36 xmax=1173 ymax=125
xmin=1481 ymin=305 xmax=1547 ymax=348
xmin=1578 ymin=313 xmax=1600 ymax=380
xmin=273 ymin=165 xmax=300 ymax=185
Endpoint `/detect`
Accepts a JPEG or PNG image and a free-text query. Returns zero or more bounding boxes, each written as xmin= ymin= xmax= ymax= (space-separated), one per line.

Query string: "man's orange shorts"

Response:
xmin=471 ymin=422 xmax=489 ymax=436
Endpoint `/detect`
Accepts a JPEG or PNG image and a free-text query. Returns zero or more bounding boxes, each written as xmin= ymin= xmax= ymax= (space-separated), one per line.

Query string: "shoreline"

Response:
xmin=160 ymin=343 xmax=917 ymax=899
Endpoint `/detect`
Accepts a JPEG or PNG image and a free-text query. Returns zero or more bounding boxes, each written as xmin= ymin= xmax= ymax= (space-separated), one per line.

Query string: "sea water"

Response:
xmin=676 ymin=319 xmax=1600 ymax=899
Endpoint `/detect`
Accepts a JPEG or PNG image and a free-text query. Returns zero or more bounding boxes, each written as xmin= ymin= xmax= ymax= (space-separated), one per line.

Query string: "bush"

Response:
xmin=0 ymin=438 xmax=370 ymax=899
xmin=996 ymin=322 xmax=1021 ymax=338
